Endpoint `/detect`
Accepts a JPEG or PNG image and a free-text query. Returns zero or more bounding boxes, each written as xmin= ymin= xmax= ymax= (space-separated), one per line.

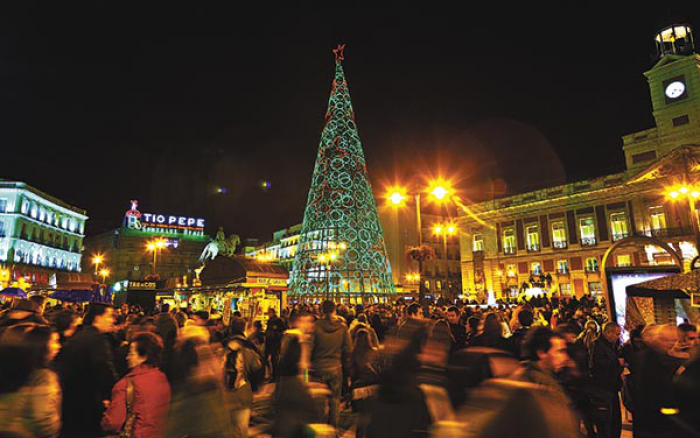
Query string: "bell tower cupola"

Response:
xmin=654 ymin=24 xmax=695 ymax=59
xmin=622 ymin=22 xmax=700 ymax=171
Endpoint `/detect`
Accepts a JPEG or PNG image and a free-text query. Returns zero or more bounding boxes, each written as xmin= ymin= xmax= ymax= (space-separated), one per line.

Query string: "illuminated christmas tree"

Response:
xmin=290 ymin=45 xmax=395 ymax=300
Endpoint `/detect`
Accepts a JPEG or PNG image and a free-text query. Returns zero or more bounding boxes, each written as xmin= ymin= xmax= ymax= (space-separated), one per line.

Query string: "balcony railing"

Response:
xmin=556 ymin=268 xmax=569 ymax=275
xmin=649 ymin=227 xmax=694 ymax=238
xmin=504 ymin=247 xmax=516 ymax=255
xmin=553 ymin=240 xmax=567 ymax=249
xmin=585 ymin=266 xmax=600 ymax=273
xmin=527 ymin=244 xmax=540 ymax=252
xmin=611 ymin=232 xmax=630 ymax=242
xmin=581 ymin=236 xmax=597 ymax=246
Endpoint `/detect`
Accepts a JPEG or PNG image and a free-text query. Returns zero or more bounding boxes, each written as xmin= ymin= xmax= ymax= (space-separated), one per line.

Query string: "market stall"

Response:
xmin=176 ymin=256 xmax=288 ymax=327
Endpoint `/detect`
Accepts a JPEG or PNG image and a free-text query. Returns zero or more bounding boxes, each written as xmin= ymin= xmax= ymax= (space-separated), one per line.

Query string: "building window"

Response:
xmin=552 ymin=221 xmax=567 ymax=249
xmin=557 ymin=259 xmax=568 ymax=274
xmin=531 ymin=262 xmax=542 ymax=275
xmin=610 ymin=212 xmax=629 ymax=241
xmin=526 ymin=225 xmax=540 ymax=251
xmin=617 ymin=254 xmax=632 ymax=267
xmin=560 ymin=283 xmax=573 ymax=296
xmin=649 ymin=206 xmax=666 ymax=235
xmin=672 ymin=115 xmax=690 ymax=127
xmin=21 ymin=200 xmax=28 ymax=214
xmin=580 ymin=218 xmax=596 ymax=246
xmin=632 ymin=150 xmax=657 ymax=164
xmin=0 ymin=199 xmax=6 ymax=213
xmin=506 ymin=264 xmax=517 ymax=278
xmin=473 ymin=234 xmax=484 ymax=252
xmin=0 ymin=221 xmax=5 ymax=238
xmin=424 ymin=280 xmax=431 ymax=290
xmin=436 ymin=280 xmax=442 ymax=291
xmin=503 ymin=228 xmax=516 ymax=254
xmin=585 ymin=257 xmax=599 ymax=272
xmin=588 ymin=282 xmax=603 ymax=295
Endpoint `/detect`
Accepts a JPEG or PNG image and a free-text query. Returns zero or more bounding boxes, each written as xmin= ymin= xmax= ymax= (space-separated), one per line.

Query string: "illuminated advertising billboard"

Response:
xmin=605 ymin=266 xmax=680 ymax=338
xmin=122 ymin=200 xmax=206 ymax=240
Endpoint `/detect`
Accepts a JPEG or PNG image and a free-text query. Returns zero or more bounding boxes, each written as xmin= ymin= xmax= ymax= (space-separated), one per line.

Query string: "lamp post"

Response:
xmin=146 ymin=238 xmax=167 ymax=276
xmin=433 ymin=222 xmax=457 ymax=299
xmin=665 ymin=184 xmax=700 ymax=258
xmin=99 ymin=268 xmax=110 ymax=285
xmin=386 ymin=179 xmax=455 ymax=303
xmin=92 ymin=254 xmax=104 ymax=275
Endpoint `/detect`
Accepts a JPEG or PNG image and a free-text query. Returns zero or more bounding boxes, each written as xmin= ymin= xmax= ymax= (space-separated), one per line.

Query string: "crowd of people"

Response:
xmin=0 ymin=293 xmax=699 ymax=438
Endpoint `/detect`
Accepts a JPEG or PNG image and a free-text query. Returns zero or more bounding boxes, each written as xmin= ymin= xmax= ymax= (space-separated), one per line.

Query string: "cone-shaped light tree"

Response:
xmin=289 ymin=45 xmax=395 ymax=300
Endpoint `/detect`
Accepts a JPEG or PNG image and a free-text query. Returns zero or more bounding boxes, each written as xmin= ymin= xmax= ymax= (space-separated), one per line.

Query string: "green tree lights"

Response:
xmin=289 ymin=45 xmax=395 ymax=299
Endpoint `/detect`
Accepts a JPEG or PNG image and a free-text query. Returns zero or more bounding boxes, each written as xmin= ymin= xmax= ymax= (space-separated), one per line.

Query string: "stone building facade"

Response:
xmin=459 ymin=25 xmax=700 ymax=300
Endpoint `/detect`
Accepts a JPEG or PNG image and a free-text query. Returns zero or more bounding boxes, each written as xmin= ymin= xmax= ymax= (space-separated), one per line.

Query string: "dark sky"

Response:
xmin=1 ymin=4 xmax=698 ymax=241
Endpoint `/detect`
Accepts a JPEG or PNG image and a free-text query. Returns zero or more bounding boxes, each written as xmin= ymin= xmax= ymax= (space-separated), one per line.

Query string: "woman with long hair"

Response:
xmin=470 ymin=313 xmax=511 ymax=352
xmin=0 ymin=323 xmax=62 ymax=438
xmin=577 ymin=319 xmax=599 ymax=373
xmin=102 ymin=332 xmax=171 ymax=438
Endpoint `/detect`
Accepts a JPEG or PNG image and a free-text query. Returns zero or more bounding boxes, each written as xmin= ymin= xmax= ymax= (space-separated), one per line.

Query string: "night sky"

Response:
xmin=1 ymin=4 xmax=698 ymax=241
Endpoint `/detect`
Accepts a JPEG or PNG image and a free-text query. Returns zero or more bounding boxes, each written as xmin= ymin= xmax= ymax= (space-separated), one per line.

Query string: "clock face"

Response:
xmin=665 ymin=81 xmax=686 ymax=99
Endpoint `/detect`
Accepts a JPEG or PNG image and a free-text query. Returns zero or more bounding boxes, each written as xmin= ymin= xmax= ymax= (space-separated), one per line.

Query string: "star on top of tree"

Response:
xmin=333 ymin=44 xmax=346 ymax=63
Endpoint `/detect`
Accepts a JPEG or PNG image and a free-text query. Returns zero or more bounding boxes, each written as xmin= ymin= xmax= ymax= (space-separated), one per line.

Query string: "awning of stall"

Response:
xmin=195 ymin=256 xmax=288 ymax=292
xmin=625 ymin=269 xmax=697 ymax=299
xmin=55 ymin=272 xmax=98 ymax=290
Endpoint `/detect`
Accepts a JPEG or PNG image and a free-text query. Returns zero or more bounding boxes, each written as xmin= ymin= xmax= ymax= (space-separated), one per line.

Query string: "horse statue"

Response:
xmin=199 ymin=227 xmax=241 ymax=263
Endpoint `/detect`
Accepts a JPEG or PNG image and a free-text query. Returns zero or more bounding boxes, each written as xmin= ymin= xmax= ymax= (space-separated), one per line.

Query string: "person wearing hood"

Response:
xmin=310 ymin=300 xmax=352 ymax=429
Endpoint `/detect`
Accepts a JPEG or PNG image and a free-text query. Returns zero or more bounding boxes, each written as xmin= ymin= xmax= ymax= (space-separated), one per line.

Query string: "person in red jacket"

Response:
xmin=102 ymin=332 xmax=171 ymax=438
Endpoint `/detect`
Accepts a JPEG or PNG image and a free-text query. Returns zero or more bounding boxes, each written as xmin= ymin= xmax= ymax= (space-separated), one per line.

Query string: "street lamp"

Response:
xmin=386 ymin=179 xmax=457 ymax=302
xmin=146 ymin=237 xmax=167 ymax=276
xmin=99 ymin=268 xmax=110 ymax=285
xmin=92 ymin=254 xmax=104 ymax=275
xmin=433 ymin=222 xmax=458 ymax=298
xmin=665 ymin=183 xmax=700 ymax=254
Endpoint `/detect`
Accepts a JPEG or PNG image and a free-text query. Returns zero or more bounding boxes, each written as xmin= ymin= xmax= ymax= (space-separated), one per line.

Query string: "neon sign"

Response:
xmin=123 ymin=200 xmax=205 ymax=236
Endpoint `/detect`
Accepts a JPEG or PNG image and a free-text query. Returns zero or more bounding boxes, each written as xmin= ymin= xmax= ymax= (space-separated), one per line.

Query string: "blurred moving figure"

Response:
xmin=166 ymin=325 xmax=233 ymax=438
xmin=350 ymin=328 xmax=380 ymax=438
xmin=310 ymin=301 xmax=351 ymax=429
xmin=591 ymin=322 xmax=623 ymax=438
xmin=632 ymin=324 xmax=685 ymax=438
xmin=366 ymin=319 xmax=432 ymax=438
xmin=672 ymin=350 xmax=700 ymax=437
xmin=0 ymin=324 xmax=62 ymax=438
xmin=677 ymin=323 xmax=699 ymax=359
xmin=272 ymin=329 xmax=319 ymax=438
xmin=57 ymin=303 xmax=117 ymax=438
xmin=470 ymin=313 xmax=510 ymax=352
xmin=102 ymin=332 xmax=171 ymax=438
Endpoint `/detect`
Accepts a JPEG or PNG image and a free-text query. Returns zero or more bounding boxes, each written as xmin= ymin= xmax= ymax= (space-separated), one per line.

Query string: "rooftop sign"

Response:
xmin=123 ymin=200 xmax=206 ymax=239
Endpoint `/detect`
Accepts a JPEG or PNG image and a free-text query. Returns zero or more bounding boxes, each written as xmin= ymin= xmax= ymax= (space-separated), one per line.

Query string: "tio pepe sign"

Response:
xmin=124 ymin=200 xmax=205 ymax=233
xmin=140 ymin=213 xmax=204 ymax=229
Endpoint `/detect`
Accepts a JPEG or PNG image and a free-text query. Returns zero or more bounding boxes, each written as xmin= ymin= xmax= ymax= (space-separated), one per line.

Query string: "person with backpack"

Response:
xmin=225 ymin=316 xmax=267 ymax=438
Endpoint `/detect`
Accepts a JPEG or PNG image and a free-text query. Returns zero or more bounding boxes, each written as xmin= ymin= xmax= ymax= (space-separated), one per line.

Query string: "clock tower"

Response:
xmin=623 ymin=24 xmax=700 ymax=170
